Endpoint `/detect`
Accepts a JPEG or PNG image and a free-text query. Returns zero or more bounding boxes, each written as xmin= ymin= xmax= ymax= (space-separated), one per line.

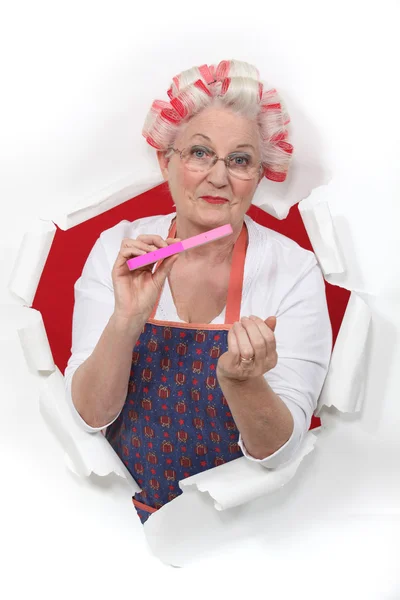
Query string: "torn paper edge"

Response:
xmin=17 ymin=307 xmax=56 ymax=373
xmin=298 ymin=193 xmax=373 ymax=413
xmin=41 ymin=170 xmax=164 ymax=231
xmin=39 ymin=367 xmax=141 ymax=493
xmin=298 ymin=195 xmax=345 ymax=275
xmin=252 ymin=159 xmax=332 ymax=220
xmin=315 ymin=292 xmax=372 ymax=414
xmin=7 ymin=175 xmax=372 ymax=513
xmin=7 ymin=174 xmax=164 ymax=305
xmin=8 ymin=219 xmax=56 ymax=306
xmin=7 ymin=171 xmax=344 ymax=308
xmin=0 ymin=305 xmax=55 ymax=373
xmin=177 ymin=431 xmax=317 ymax=511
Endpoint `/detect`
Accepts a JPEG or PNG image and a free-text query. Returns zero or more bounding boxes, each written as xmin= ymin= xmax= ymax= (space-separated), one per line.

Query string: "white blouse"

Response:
xmin=64 ymin=213 xmax=332 ymax=469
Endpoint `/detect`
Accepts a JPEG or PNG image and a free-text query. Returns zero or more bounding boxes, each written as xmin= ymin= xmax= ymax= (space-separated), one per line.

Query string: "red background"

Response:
xmin=32 ymin=183 xmax=350 ymax=430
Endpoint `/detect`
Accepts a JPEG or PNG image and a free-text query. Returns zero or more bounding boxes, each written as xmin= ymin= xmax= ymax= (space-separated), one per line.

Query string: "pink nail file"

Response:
xmin=126 ymin=224 xmax=233 ymax=271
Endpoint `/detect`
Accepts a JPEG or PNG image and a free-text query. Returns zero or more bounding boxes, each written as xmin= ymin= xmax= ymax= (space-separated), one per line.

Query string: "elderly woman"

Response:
xmin=64 ymin=59 xmax=332 ymax=524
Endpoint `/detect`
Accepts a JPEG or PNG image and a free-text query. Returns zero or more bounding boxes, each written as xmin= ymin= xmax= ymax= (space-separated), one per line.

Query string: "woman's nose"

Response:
xmin=206 ymin=158 xmax=229 ymax=186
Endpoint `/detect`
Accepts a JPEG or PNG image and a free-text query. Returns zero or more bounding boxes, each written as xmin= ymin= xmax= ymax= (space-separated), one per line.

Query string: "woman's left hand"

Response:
xmin=216 ymin=315 xmax=278 ymax=382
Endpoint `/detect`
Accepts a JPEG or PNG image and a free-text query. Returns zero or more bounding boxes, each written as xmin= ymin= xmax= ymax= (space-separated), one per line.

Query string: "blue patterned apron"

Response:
xmin=106 ymin=220 xmax=248 ymax=524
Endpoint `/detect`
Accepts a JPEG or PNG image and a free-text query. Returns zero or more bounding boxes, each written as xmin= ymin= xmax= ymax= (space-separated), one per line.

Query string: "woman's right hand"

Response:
xmin=111 ymin=234 xmax=180 ymax=323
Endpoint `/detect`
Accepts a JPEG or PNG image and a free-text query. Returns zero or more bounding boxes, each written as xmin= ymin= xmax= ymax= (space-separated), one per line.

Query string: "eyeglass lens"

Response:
xmin=181 ymin=146 xmax=260 ymax=180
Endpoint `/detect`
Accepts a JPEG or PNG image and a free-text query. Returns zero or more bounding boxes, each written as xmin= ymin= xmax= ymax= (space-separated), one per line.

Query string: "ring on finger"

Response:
xmin=240 ymin=355 xmax=255 ymax=363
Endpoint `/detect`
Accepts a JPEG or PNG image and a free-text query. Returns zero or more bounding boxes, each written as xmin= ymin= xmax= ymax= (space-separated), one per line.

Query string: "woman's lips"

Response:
xmin=200 ymin=196 xmax=229 ymax=205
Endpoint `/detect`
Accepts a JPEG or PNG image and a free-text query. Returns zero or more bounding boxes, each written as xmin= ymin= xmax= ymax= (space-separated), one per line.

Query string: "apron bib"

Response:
xmin=106 ymin=220 xmax=248 ymax=524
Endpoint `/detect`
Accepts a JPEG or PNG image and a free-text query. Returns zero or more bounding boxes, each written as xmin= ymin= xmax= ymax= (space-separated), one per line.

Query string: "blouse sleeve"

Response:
xmin=64 ymin=234 xmax=119 ymax=433
xmin=238 ymin=257 xmax=332 ymax=469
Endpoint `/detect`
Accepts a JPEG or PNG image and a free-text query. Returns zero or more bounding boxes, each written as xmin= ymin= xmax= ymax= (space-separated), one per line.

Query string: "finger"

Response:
xmin=118 ymin=247 xmax=146 ymax=259
xmin=118 ymin=246 xmax=157 ymax=264
xmin=248 ymin=315 xmax=276 ymax=353
xmin=265 ymin=316 xmax=277 ymax=332
xmin=240 ymin=316 xmax=267 ymax=360
xmin=233 ymin=321 xmax=254 ymax=361
xmin=166 ymin=237 xmax=181 ymax=245
xmin=117 ymin=238 xmax=178 ymax=265
xmin=227 ymin=326 xmax=240 ymax=360
xmin=136 ymin=234 xmax=169 ymax=248
xmin=253 ymin=315 xmax=277 ymax=333
xmin=249 ymin=315 xmax=277 ymax=336
xmin=124 ymin=239 xmax=159 ymax=253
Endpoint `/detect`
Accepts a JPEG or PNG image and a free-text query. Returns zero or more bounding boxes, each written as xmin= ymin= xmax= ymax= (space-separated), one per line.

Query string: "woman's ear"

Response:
xmin=157 ymin=151 xmax=169 ymax=181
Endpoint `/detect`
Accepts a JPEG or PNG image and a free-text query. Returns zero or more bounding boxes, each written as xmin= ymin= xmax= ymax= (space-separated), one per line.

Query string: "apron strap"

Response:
xmin=149 ymin=219 xmax=247 ymax=324
xmin=225 ymin=223 xmax=247 ymax=324
xmin=132 ymin=497 xmax=158 ymax=514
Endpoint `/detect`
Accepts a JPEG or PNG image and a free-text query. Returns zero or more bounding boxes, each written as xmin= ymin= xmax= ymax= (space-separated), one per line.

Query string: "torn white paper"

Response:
xmin=0 ymin=305 xmax=55 ymax=373
xmin=43 ymin=170 xmax=164 ymax=231
xmin=144 ymin=432 xmax=316 ymax=566
xmin=39 ymin=367 xmax=141 ymax=493
xmin=178 ymin=431 xmax=317 ymax=511
xmin=252 ymin=162 xmax=331 ymax=220
xmin=8 ymin=219 xmax=56 ymax=306
xmin=144 ymin=484 xmax=241 ymax=567
xmin=37 ymin=153 xmax=331 ymax=231
xmin=316 ymin=292 xmax=372 ymax=414
xmin=7 ymin=133 xmax=372 ymax=562
xmin=298 ymin=183 xmax=381 ymax=295
xmin=298 ymin=193 xmax=345 ymax=275
xmin=17 ymin=307 xmax=55 ymax=373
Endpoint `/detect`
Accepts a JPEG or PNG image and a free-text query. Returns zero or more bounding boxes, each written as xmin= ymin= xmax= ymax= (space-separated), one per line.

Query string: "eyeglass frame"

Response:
xmin=166 ymin=146 xmax=264 ymax=180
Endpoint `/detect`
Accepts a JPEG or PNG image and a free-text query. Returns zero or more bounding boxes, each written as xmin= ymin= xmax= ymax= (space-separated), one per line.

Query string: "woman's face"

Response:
xmin=158 ymin=106 xmax=263 ymax=230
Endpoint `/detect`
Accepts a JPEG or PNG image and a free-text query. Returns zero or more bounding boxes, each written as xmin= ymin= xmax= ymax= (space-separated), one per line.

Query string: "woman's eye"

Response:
xmin=230 ymin=154 xmax=250 ymax=167
xmin=190 ymin=146 xmax=211 ymax=159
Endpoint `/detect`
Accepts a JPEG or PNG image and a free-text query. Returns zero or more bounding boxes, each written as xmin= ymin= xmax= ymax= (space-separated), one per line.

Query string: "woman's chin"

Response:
xmin=197 ymin=201 xmax=231 ymax=220
xmin=197 ymin=213 xmax=229 ymax=229
xmin=177 ymin=199 xmax=236 ymax=228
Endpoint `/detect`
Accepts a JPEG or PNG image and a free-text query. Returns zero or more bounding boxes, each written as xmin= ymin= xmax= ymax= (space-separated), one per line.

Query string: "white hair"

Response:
xmin=142 ymin=59 xmax=293 ymax=182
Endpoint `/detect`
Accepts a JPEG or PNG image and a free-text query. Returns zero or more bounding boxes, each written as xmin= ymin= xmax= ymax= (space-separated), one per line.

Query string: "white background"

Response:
xmin=1 ymin=1 xmax=400 ymax=598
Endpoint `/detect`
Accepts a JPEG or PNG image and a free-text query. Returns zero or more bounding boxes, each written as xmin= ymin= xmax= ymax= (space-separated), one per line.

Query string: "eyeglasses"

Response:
xmin=168 ymin=145 xmax=263 ymax=181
